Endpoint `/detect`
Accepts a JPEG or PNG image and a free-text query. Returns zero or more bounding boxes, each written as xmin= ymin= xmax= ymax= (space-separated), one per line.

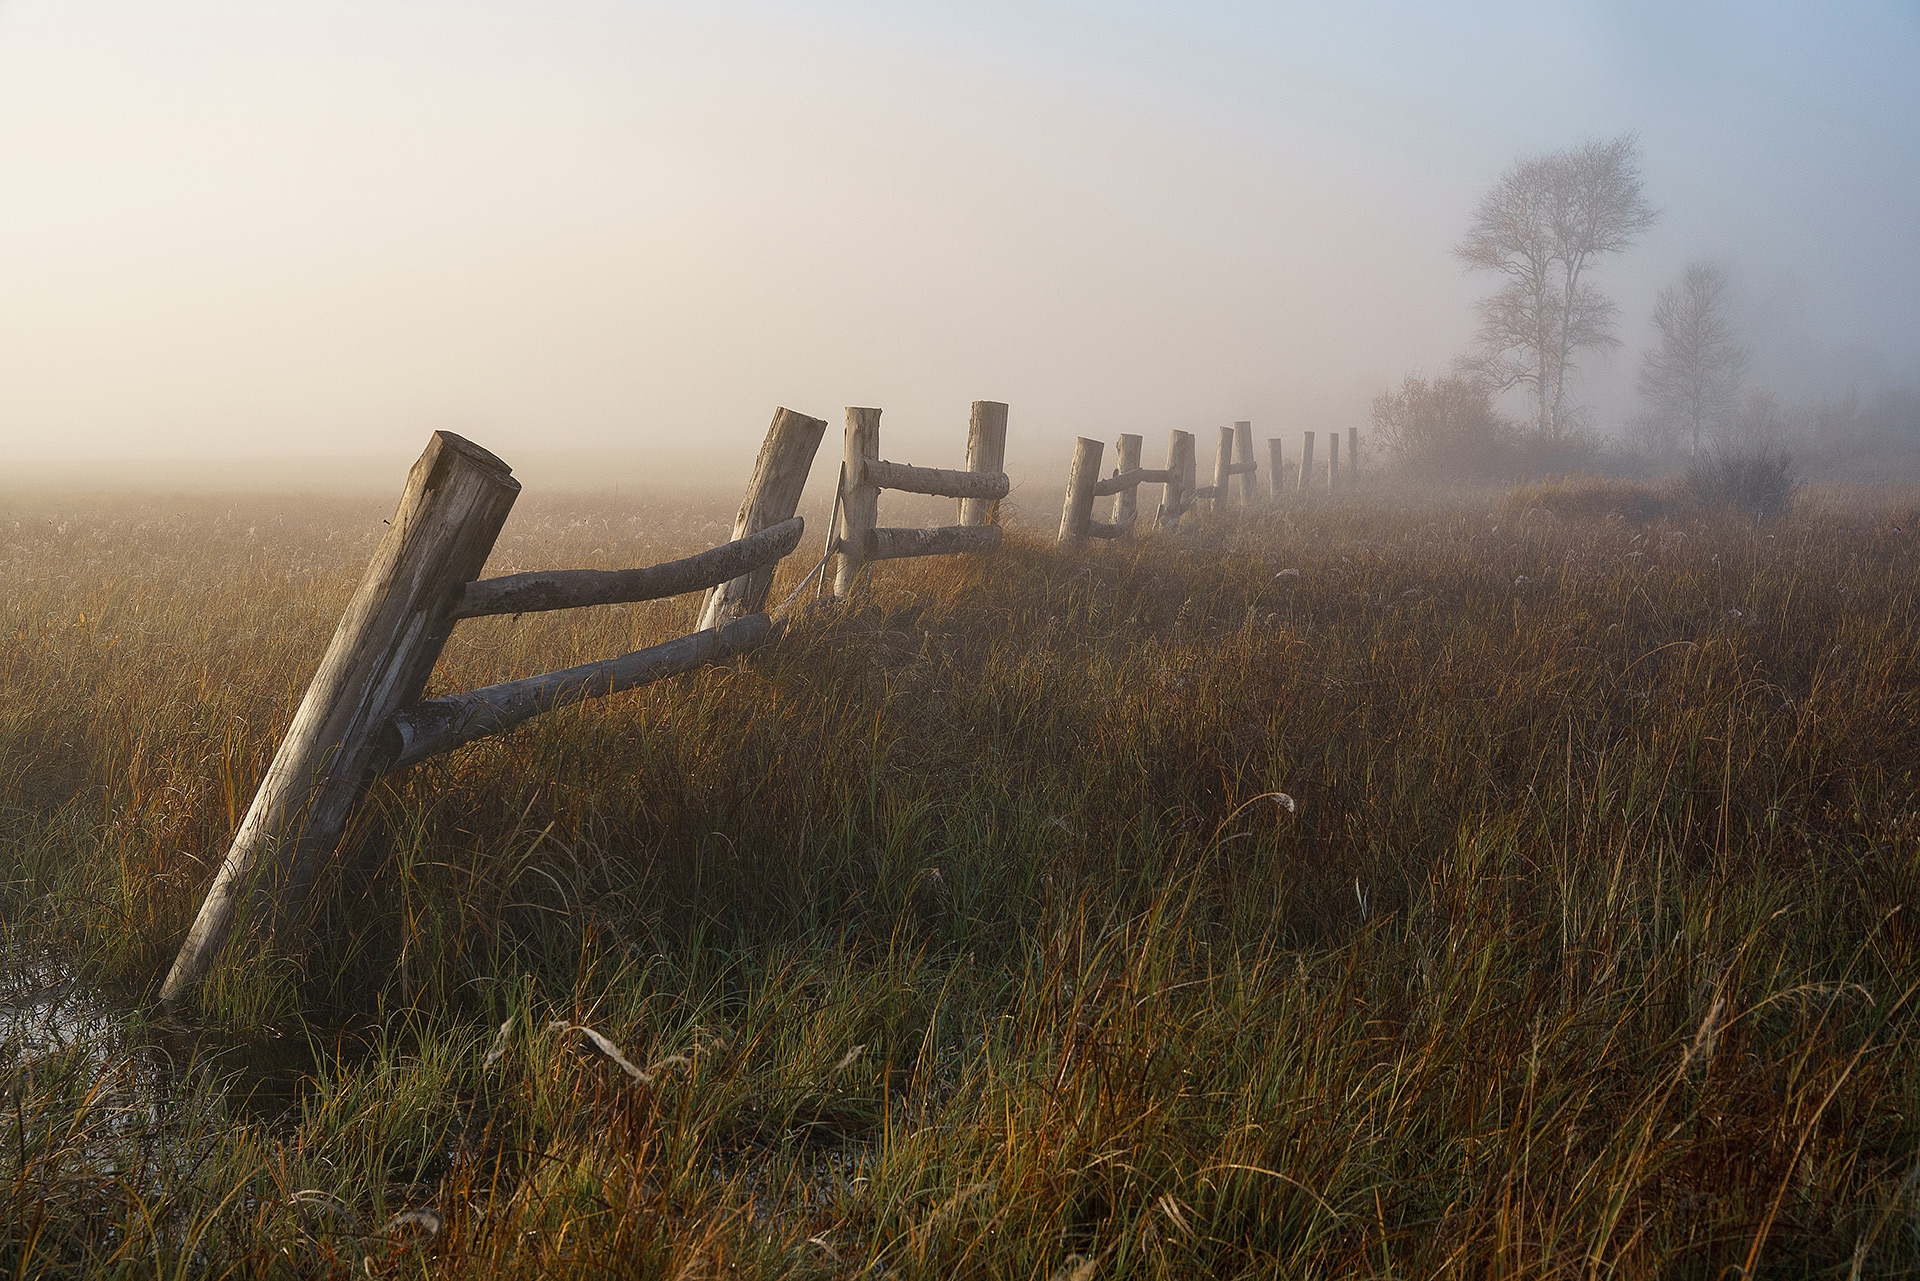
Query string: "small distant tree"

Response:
xmin=1457 ymin=135 xmax=1658 ymax=437
xmin=1639 ymin=262 xmax=1747 ymax=456
xmin=1371 ymin=373 xmax=1515 ymax=478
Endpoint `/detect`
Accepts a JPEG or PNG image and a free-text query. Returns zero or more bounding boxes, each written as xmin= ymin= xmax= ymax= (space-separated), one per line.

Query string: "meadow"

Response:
xmin=3 ymin=476 xmax=1919 ymax=1277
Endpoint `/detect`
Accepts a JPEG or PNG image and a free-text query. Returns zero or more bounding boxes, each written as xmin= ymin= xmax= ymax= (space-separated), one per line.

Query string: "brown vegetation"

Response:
xmin=3 ymin=481 xmax=1919 ymax=1276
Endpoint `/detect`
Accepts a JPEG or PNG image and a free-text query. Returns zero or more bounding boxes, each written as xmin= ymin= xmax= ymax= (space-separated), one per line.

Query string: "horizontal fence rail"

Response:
xmin=1091 ymin=467 xmax=1173 ymax=497
xmin=456 ymin=517 xmax=804 ymax=619
xmin=863 ymin=458 xmax=1010 ymax=501
xmin=377 ymin=613 xmax=774 ymax=771
xmin=870 ymin=524 xmax=1002 ymax=561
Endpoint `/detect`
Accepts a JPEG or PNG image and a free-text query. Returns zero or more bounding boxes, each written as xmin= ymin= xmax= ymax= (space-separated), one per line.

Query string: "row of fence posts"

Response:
xmin=161 ymin=401 xmax=1361 ymax=1003
xmin=1060 ymin=424 xmax=1362 ymax=545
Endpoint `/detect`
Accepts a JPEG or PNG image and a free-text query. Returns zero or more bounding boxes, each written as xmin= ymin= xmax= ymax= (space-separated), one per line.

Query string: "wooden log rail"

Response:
xmin=863 ymin=458 xmax=1009 ymax=501
xmin=870 ymin=524 xmax=1002 ymax=561
xmin=1091 ymin=467 xmax=1173 ymax=497
xmin=834 ymin=404 xmax=1010 ymax=595
xmin=456 ymin=517 xmax=804 ymax=618
xmin=376 ymin=613 xmax=773 ymax=771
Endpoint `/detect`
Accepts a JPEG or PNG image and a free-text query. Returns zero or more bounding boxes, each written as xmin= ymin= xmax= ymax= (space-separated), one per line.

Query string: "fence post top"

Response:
xmin=429 ymin=431 xmax=515 ymax=479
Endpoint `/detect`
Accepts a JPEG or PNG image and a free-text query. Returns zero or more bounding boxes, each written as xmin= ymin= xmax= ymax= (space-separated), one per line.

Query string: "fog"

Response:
xmin=1 ymin=1 xmax=1915 ymax=493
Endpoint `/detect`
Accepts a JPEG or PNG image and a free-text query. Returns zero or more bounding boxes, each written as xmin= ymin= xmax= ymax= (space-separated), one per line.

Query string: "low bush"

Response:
xmin=1372 ymin=373 xmax=1602 ymax=483
xmin=1680 ymin=445 xmax=1799 ymax=519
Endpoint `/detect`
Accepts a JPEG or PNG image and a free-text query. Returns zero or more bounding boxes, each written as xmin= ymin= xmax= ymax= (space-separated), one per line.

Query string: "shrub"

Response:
xmin=1370 ymin=373 xmax=1518 ymax=481
xmin=1373 ymin=372 xmax=1603 ymax=483
xmin=1680 ymin=444 xmax=1799 ymax=519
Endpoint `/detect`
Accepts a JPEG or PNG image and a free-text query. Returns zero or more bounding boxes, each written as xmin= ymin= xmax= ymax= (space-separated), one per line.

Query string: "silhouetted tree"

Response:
xmin=1639 ymin=262 xmax=1747 ymax=456
xmin=1457 ymin=135 xmax=1657 ymax=437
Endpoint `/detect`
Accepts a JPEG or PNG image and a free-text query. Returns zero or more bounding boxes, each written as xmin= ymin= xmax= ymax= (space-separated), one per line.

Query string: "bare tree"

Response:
xmin=1639 ymin=262 xmax=1747 ymax=456
xmin=1457 ymin=135 xmax=1658 ymax=437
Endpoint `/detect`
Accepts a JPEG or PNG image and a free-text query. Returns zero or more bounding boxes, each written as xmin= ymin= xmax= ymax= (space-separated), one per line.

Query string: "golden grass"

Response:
xmin=3 ymin=480 xmax=1919 ymax=1276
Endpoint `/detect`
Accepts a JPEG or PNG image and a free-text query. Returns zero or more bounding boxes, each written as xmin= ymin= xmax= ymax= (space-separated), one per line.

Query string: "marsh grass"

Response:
xmin=3 ymin=480 xmax=1920 ymax=1276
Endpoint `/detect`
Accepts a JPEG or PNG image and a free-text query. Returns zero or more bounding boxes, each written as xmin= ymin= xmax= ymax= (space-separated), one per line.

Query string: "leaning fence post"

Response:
xmin=1348 ymin=427 xmax=1360 ymax=490
xmin=1299 ymin=431 xmax=1316 ymax=495
xmin=1211 ymin=426 xmax=1234 ymax=512
xmin=160 ymin=432 xmax=520 ymax=1007
xmin=1113 ymin=432 xmax=1143 ymax=529
xmin=698 ymin=407 xmax=828 ymax=629
xmin=1233 ymin=421 xmax=1257 ymax=504
xmin=1267 ymin=438 xmax=1285 ymax=503
xmin=832 ymin=408 xmax=882 ymax=598
xmin=959 ymin=401 xmax=1009 ymax=527
xmin=1058 ymin=436 xmax=1104 ymax=546
xmin=1329 ymin=430 xmax=1341 ymax=493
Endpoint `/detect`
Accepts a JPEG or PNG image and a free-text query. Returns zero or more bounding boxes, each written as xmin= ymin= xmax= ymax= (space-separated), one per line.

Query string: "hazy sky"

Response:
xmin=2 ymin=0 xmax=1915 ymax=479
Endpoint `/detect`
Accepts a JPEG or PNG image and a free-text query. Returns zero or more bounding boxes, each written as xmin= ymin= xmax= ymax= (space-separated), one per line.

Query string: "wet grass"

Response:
xmin=3 ymin=478 xmax=1920 ymax=1276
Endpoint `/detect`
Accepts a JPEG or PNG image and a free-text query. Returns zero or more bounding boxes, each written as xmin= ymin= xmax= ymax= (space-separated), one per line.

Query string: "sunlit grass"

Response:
xmin=3 ymin=480 xmax=1919 ymax=1275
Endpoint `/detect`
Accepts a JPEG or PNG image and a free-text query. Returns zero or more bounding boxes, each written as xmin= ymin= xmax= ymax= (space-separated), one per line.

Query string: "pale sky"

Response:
xmin=2 ymin=0 xmax=1915 ymax=481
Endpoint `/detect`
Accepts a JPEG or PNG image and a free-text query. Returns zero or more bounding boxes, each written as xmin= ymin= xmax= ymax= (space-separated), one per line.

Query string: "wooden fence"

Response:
xmin=159 ymin=417 xmax=821 ymax=1005
xmin=832 ymin=402 xmax=1010 ymax=596
xmin=1287 ymin=426 xmax=1363 ymax=496
xmin=1061 ymin=422 xmax=1361 ymax=545
xmin=1059 ymin=432 xmax=1181 ymax=544
xmin=160 ymin=403 xmax=1359 ymax=1001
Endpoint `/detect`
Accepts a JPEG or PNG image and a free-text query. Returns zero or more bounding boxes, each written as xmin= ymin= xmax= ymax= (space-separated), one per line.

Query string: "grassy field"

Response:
xmin=4 ymin=478 xmax=1919 ymax=1277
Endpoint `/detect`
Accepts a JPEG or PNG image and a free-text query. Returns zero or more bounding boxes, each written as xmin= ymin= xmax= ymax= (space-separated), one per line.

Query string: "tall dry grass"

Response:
xmin=3 ymin=479 xmax=1919 ymax=1276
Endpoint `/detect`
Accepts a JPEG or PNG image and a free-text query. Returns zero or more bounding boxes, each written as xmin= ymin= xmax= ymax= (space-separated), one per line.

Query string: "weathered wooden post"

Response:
xmin=832 ymin=408 xmax=882 ymax=598
xmin=1058 ymin=436 xmax=1103 ymax=546
xmin=1298 ymin=431 xmax=1316 ymax=496
xmin=1211 ymin=426 xmax=1234 ymax=512
xmin=1233 ymin=421 xmax=1258 ymax=504
xmin=1267 ymin=438 xmax=1285 ymax=503
xmin=1348 ymin=427 xmax=1360 ymax=490
xmin=1157 ymin=430 xmax=1192 ymax=528
xmin=161 ymin=432 xmax=520 ymax=1006
xmin=1113 ymin=432 xmax=1143 ymax=528
xmin=958 ymin=400 xmax=1009 ymax=527
xmin=698 ymin=407 xmax=828 ymax=630
xmin=1329 ymin=430 xmax=1341 ymax=493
